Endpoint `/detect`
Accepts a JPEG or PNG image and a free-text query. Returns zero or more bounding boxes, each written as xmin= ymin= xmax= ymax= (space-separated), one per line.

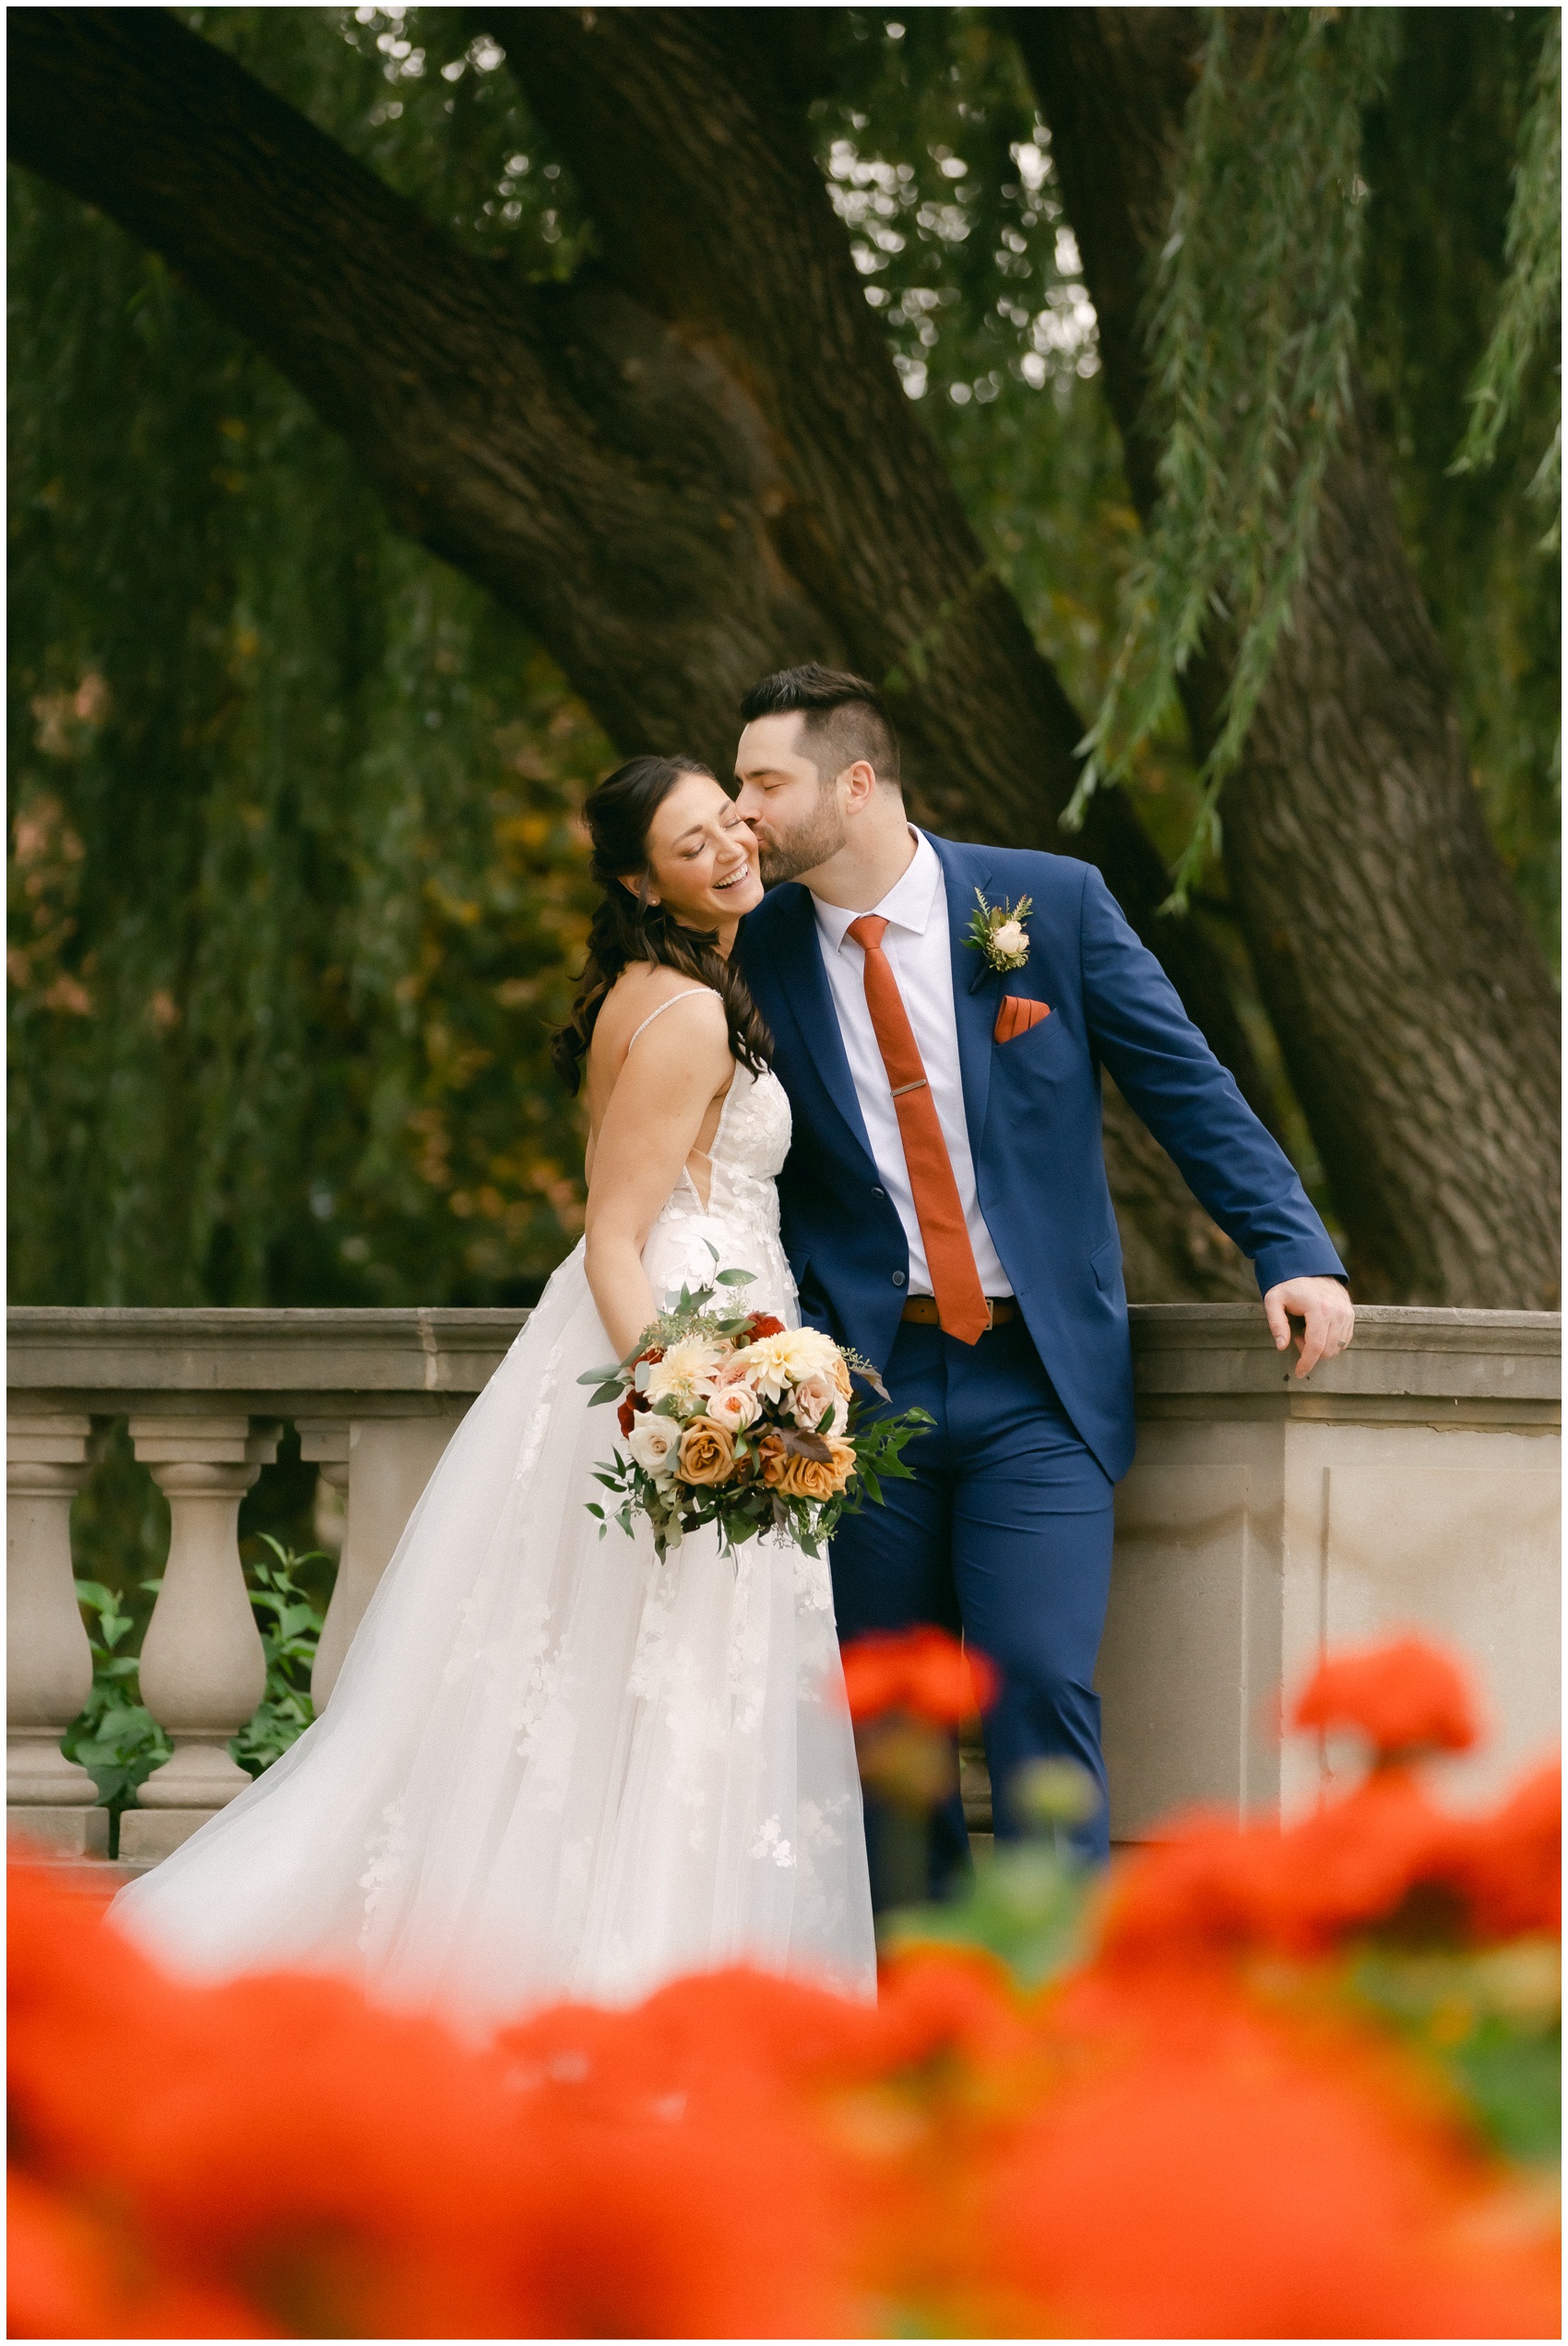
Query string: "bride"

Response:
xmin=112 ymin=756 xmax=876 ymax=2031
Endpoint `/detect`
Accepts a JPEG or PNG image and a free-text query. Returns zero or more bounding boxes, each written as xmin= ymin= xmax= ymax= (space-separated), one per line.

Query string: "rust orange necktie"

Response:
xmin=846 ymin=915 xmax=991 ymax=1345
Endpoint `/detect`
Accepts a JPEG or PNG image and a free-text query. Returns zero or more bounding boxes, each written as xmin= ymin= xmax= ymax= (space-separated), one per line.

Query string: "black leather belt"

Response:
xmin=900 ymin=1295 xmax=1018 ymax=1328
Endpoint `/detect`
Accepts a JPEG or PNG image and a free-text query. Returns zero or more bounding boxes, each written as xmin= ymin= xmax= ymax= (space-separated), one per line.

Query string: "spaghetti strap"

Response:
xmin=625 ymin=988 xmax=716 ymax=1052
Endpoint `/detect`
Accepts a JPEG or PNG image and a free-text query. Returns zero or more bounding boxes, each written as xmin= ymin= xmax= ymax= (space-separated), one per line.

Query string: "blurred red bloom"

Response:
xmin=840 ymin=1626 xmax=1000 ymax=1725
xmin=1100 ymin=1640 xmax=1549 ymax=1965
xmin=1434 ymin=1761 xmax=1562 ymax=1941
xmin=1294 ymin=1636 xmax=1479 ymax=1759
xmin=744 ymin=1313 xmax=787 ymax=1341
xmin=7 ymin=1631 xmax=1558 ymax=2341
xmin=987 ymin=1981 xmax=1558 ymax=2339
xmin=9 ymin=1856 xmax=534 ymax=2338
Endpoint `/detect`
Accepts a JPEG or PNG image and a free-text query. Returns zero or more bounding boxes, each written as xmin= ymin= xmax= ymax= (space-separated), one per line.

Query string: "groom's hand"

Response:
xmin=1264 ymin=1276 xmax=1354 ymax=1378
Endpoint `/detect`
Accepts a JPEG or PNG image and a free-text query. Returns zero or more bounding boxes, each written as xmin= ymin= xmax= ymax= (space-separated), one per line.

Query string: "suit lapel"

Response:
xmin=745 ymin=885 xmax=879 ymax=1173
xmin=927 ymin=832 xmax=995 ymax=1161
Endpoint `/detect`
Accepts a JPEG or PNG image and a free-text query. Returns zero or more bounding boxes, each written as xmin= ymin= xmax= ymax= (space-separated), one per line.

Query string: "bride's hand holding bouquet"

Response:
xmin=579 ymin=1254 xmax=931 ymax=1560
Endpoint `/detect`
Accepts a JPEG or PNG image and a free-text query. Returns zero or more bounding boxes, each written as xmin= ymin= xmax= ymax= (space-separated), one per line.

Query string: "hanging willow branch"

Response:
xmin=1451 ymin=11 xmax=1561 ymax=553
xmin=1064 ymin=7 xmax=1400 ymax=907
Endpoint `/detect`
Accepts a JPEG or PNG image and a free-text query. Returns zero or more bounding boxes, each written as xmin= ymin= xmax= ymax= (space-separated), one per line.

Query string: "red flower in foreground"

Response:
xmin=1293 ymin=1635 xmax=1479 ymax=1759
xmin=7 ymin=1633 xmax=1558 ymax=2342
xmin=744 ymin=1313 xmax=787 ymax=1341
xmin=1099 ymin=1640 xmax=1556 ymax=1963
xmin=1437 ymin=1760 xmax=1562 ymax=1940
xmin=7 ymin=1857 xmax=874 ymax=2341
xmin=988 ymin=1977 xmax=1559 ymax=2340
xmin=840 ymin=1626 xmax=1000 ymax=1726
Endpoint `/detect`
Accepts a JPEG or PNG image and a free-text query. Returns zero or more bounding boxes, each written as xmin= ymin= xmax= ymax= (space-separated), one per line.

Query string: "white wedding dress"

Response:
xmin=111 ymin=1033 xmax=876 ymax=2034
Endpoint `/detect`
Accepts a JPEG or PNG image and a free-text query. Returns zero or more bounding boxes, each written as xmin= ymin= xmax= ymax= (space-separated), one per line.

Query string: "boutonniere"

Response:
xmin=966 ymin=887 xmax=1032 ymax=974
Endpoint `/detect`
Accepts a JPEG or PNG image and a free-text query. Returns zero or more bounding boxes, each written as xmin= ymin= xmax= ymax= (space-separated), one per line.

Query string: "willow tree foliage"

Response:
xmin=1068 ymin=9 xmax=1400 ymax=897
xmin=1064 ymin=6 xmax=1559 ymax=910
xmin=7 ymin=5 xmax=1561 ymax=1315
xmin=8 ymin=79 xmax=607 ymax=1306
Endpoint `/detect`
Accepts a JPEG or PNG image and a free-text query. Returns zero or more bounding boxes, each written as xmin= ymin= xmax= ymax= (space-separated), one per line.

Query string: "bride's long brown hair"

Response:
xmin=550 ymin=755 xmax=774 ymax=1096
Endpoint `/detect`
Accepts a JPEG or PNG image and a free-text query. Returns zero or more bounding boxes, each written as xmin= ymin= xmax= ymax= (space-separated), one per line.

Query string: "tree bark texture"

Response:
xmin=1018 ymin=6 xmax=1561 ymax=1306
xmin=7 ymin=3 xmax=1280 ymax=1301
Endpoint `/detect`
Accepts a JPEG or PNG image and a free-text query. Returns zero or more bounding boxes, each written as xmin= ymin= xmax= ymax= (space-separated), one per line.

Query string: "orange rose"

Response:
xmin=756 ymin=1431 xmax=788 ymax=1488
xmin=675 ymin=1417 xmax=738 ymax=1487
xmin=774 ymin=1438 xmax=856 ymax=1503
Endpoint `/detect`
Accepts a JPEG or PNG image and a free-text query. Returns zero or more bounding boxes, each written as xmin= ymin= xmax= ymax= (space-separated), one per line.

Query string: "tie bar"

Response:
xmin=889 ymin=1078 xmax=927 ymax=1098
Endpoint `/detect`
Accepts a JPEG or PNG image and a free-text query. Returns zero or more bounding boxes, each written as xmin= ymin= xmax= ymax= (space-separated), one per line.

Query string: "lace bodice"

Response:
xmin=643 ymin=1063 xmax=797 ymax=1325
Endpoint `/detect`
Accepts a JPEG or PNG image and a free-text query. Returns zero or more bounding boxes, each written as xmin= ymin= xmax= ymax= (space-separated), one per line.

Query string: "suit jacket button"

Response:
xmin=891 ymin=1270 xmax=907 ymax=1287
xmin=871 ymin=1185 xmax=886 ymax=1200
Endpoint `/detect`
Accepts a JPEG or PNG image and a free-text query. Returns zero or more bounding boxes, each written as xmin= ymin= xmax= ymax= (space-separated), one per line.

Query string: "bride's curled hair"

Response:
xmin=551 ymin=755 xmax=774 ymax=1095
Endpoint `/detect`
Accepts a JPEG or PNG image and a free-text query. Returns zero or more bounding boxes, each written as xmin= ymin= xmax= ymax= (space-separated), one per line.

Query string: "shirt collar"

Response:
xmin=812 ymin=828 xmax=941 ymax=954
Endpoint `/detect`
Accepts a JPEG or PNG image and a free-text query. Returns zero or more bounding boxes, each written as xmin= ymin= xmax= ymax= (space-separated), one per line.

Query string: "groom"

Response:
xmin=732 ymin=663 xmax=1353 ymax=1896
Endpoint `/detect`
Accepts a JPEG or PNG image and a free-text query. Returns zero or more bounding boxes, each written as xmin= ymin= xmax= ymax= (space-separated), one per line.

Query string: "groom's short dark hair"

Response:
xmin=739 ymin=663 xmax=901 ymax=787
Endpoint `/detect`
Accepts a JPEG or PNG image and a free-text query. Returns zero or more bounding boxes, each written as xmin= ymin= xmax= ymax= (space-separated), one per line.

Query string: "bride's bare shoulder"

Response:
xmin=592 ymin=963 xmax=722 ymax=1054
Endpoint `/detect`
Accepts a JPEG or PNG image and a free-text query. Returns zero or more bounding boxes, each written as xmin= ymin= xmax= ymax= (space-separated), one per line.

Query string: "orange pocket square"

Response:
xmin=994 ymin=995 xmax=1051 ymax=1043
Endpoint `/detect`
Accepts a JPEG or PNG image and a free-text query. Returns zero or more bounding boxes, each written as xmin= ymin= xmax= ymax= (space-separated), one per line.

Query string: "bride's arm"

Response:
xmin=584 ymin=991 xmax=732 ymax=1359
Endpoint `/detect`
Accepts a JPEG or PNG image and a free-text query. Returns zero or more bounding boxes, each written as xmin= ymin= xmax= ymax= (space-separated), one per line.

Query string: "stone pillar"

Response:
xmin=120 ymin=1416 xmax=279 ymax=1864
xmin=302 ymin=1412 xmax=462 ymax=1708
xmin=1099 ymin=1305 xmax=1562 ymax=1841
xmin=6 ymin=1410 xmax=107 ymax=1855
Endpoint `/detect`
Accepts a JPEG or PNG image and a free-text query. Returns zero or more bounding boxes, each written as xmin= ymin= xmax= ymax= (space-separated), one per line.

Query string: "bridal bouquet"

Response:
xmin=579 ymin=1256 xmax=931 ymax=1560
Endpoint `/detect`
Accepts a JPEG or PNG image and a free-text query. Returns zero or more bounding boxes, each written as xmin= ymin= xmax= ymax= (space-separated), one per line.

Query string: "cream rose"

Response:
xmin=992 ymin=918 xmax=1028 ymax=958
xmin=790 ymin=1372 xmax=844 ymax=1437
xmin=707 ymin=1382 xmax=762 ymax=1435
xmin=627 ymin=1416 xmax=680 ymax=1477
xmin=676 ymin=1416 xmax=738 ymax=1487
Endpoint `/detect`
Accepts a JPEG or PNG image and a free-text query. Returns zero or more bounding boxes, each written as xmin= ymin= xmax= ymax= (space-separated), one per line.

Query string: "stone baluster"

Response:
xmin=297 ymin=1419 xmax=351 ymax=1706
xmin=120 ymin=1415 xmax=279 ymax=1864
xmin=6 ymin=1409 xmax=107 ymax=1854
xmin=300 ymin=1413 xmax=462 ymax=1708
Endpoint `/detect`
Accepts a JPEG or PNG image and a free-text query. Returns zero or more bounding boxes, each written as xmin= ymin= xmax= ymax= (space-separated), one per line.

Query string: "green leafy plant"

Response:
xmin=62 ymin=1578 xmax=171 ymax=1816
xmin=62 ymin=1540 xmax=330 ymax=1847
xmin=228 ymin=1536 xmax=331 ymax=1778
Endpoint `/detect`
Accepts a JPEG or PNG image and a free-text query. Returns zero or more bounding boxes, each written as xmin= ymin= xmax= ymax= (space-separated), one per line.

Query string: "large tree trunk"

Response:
xmin=1016 ymin=7 xmax=1562 ymax=1307
xmin=6 ymin=4 xmax=1270 ymax=1302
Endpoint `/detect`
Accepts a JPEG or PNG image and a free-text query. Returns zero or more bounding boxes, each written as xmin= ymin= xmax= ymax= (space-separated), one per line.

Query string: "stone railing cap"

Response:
xmin=7 ymin=1302 xmax=1561 ymax=1409
xmin=6 ymin=1305 xmax=531 ymax=1399
xmin=1128 ymin=1303 xmax=1560 ymax=1405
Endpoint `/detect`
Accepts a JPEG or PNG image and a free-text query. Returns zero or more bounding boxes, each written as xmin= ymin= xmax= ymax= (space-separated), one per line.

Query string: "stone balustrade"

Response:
xmin=7 ymin=1308 xmax=525 ymax=1863
xmin=6 ymin=1304 xmax=1560 ymax=1867
xmin=1104 ymin=1304 xmax=1561 ymax=1836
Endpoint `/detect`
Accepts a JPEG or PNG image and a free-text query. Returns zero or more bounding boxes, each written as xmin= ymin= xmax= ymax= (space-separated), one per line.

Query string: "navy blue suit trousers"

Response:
xmin=830 ymin=1315 xmax=1115 ymax=1899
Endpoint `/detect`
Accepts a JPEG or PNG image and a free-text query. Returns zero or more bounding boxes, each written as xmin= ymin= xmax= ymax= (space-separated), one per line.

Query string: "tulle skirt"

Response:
xmin=110 ymin=1240 xmax=876 ymax=2034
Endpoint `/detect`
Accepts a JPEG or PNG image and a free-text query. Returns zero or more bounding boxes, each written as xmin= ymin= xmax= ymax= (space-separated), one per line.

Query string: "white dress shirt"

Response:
xmin=811 ymin=829 xmax=1012 ymax=1297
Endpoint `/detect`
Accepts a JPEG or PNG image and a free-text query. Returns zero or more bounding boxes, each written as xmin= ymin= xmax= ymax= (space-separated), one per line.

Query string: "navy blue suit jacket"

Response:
xmin=735 ymin=832 xmax=1345 ymax=1484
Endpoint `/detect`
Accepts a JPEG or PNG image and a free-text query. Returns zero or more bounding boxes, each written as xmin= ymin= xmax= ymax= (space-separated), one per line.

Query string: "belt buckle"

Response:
xmin=984 ymin=1297 xmax=995 ymax=1332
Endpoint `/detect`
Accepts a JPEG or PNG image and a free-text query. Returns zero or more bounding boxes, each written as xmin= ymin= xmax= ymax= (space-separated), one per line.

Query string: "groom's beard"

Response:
xmin=753 ymin=792 xmax=848 ymax=887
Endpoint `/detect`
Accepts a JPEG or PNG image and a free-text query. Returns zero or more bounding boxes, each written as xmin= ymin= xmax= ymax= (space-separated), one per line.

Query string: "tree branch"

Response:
xmin=6 ymin=6 xmax=826 ymax=757
xmin=8 ymin=3 xmax=1280 ymax=1148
